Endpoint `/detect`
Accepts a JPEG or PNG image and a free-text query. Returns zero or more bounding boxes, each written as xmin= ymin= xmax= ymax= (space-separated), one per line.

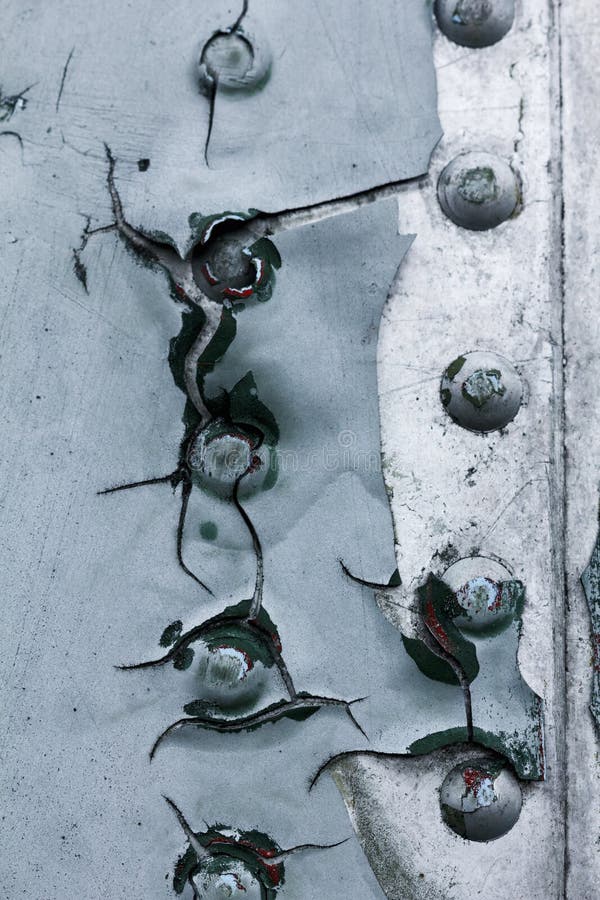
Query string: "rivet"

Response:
xmin=196 ymin=643 xmax=267 ymax=710
xmin=191 ymin=225 xmax=280 ymax=304
xmin=194 ymin=231 xmax=256 ymax=296
xmin=192 ymin=858 xmax=263 ymax=898
xmin=187 ymin=419 xmax=271 ymax=498
xmin=440 ymin=350 xmax=522 ymax=432
xmin=440 ymin=757 xmax=522 ymax=841
xmin=437 ymin=152 xmax=521 ymax=231
xmin=434 ymin=0 xmax=515 ymax=48
xmin=443 ymin=557 xmax=520 ymax=635
xmin=198 ymin=28 xmax=271 ymax=94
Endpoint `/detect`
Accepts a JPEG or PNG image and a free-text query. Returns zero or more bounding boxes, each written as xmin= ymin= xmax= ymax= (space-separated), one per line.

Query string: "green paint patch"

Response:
xmin=201 ymin=620 xmax=277 ymax=669
xmin=408 ymin=726 xmax=469 ymax=757
xmin=200 ymin=521 xmax=218 ymax=541
xmin=446 ymin=355 xmax=466 ymax=380
xmin=220 ymin=599 xmax=282 ymax=651
xmin=462 ymin=368 xmax=505 ymax=408
xmin=388 ymin=568 xmax=401 ymax=587
xmin=173 ymin=646 xmax=195 ymax=671
xmin=416 ymin=574 xmax=480 ymax=684
xmin=174 ymin=823 xmax=281 ymax=897
xmin=402 ymin=634 xmax=460 ymax=685
xmin=457 ymin=166 xmax=499 ymax=204
xmin=226 ymin=371 xmax=280 ymax=446
xmin=159 ymin=620 xmax=183 ymax=647
xmin=473 ymin=720 xmax=544 ymax=781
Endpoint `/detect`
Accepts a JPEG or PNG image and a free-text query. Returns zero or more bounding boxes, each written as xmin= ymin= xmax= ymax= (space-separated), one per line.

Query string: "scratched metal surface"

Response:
xmin=334 ymin=2 xmax=567 ymax=897
xmin=561 ymin=0 xmax=600 ymax=896
xmin=0 ymin=1 xmax=580 ymax=900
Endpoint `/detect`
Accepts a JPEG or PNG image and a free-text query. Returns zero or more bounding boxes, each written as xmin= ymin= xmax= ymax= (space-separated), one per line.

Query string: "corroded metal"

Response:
xmin=439 ymin=756 xmax=522 ymax=841
xmin=0 ymin=0 xmax=572 ymax=896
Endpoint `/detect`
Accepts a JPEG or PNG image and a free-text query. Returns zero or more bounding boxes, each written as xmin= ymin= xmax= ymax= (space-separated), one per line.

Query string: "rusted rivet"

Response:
xmin=437 ymin=152 xmax=521 ymax=231
xmin=187 ymin=419 xmax=269 ymax=493
xmin=440 ymin=350 xmax=522 ymax=432
xmin=199 ymin=28 xmax=271 ymax=94
xmin=440 ymin=757 xmax=522 ymax=841
xmin=434 ymin=0 xmax=515 ymax=48
xmin=189 ymin=429 xmax=253 ymax=483
xmin=443 ymin=557 xmax=521 ymax=635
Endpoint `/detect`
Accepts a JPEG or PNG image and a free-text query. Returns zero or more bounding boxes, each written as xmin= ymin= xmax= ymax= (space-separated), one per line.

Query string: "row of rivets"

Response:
xmin=435 ymin=4 xmax=522 ymax=436
xmin=434 ymin=0 xmax=524 ymax=842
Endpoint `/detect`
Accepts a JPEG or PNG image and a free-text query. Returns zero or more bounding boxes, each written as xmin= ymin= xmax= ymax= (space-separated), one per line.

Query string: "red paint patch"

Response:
xmin=462 ymin=767 xmax=489 ymax=797
xmin=206 ymin=836 xmax=283 ymax=886
xmin=424 ymin=598 xmax=453 ymax=654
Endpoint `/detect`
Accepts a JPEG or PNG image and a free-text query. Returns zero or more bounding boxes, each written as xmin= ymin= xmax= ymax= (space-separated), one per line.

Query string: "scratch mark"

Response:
xmin=56 ymin=47 xmax=75 ymax=112
xmin=150 ymin=694 xmax=367 ymax=759
xmin=0 ymin=130 xmax=24 ymax=164
xmin=204 ymin=77 xmax=218 ymax=167
xmin=230 ymin=0 xmax=249 ymax=32
xmin=72 ymin=215 xmax=117 ymax=294
xmin=480 ymin=478 xmax=543 ymax=543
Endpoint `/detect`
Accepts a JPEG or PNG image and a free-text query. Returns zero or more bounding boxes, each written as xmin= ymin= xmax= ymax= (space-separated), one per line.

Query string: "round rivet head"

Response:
xmin=440 ymin=757 xmax=522 ymax=841
xmin=440 ymin=350 xmax=522 ymax=432
xmin=189 ymin=429 xmax=254 ymax=483
xmin=443 ymin=557 xmax=523 ymax=636
xmin=187 ymin=419 xmax=271 ymax=496
xmin=199 ymin=232 xmax=256 ymax=289
xmin=434 ymin=0 xmax=515 ymax=48
xmin=193 ymin=857 xmax=263 ymax=898
xmin=437 ymin=152 xmax=521 ymax=231
xmin=197 ymin=644 xmax=267 ymax=710
xmin=199 ymin=28 xmax=271 ymax=94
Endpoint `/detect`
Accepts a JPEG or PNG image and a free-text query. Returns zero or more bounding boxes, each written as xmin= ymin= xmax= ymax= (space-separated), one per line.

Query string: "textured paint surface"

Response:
xmin=0 ymin=0 xmax=441 ymax=247
xmin=0 ymin=1 xmax=580 ymax=899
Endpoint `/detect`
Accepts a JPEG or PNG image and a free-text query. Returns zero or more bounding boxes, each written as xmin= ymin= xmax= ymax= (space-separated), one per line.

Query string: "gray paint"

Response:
xmin=0 ymin=0 xmax=585 ymax=897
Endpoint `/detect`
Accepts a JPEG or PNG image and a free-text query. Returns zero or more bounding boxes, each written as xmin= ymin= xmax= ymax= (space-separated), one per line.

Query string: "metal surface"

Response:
xmin=434 ymin=0 xmax=515 ymax=49
xmin=562 ymin=0 xmax=600 ymax=896
xmin=334 ymin=2 xmax=566 ymax=897
xmin=440 ymin=350 xmax=523 ymax=432
xmin=439 ymin=756 xmax=522 ymax=841
xmin=1 ymin=0 xmax=599 ymax=897
xmin=437 ymin=151 xmax=521 ymax=231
